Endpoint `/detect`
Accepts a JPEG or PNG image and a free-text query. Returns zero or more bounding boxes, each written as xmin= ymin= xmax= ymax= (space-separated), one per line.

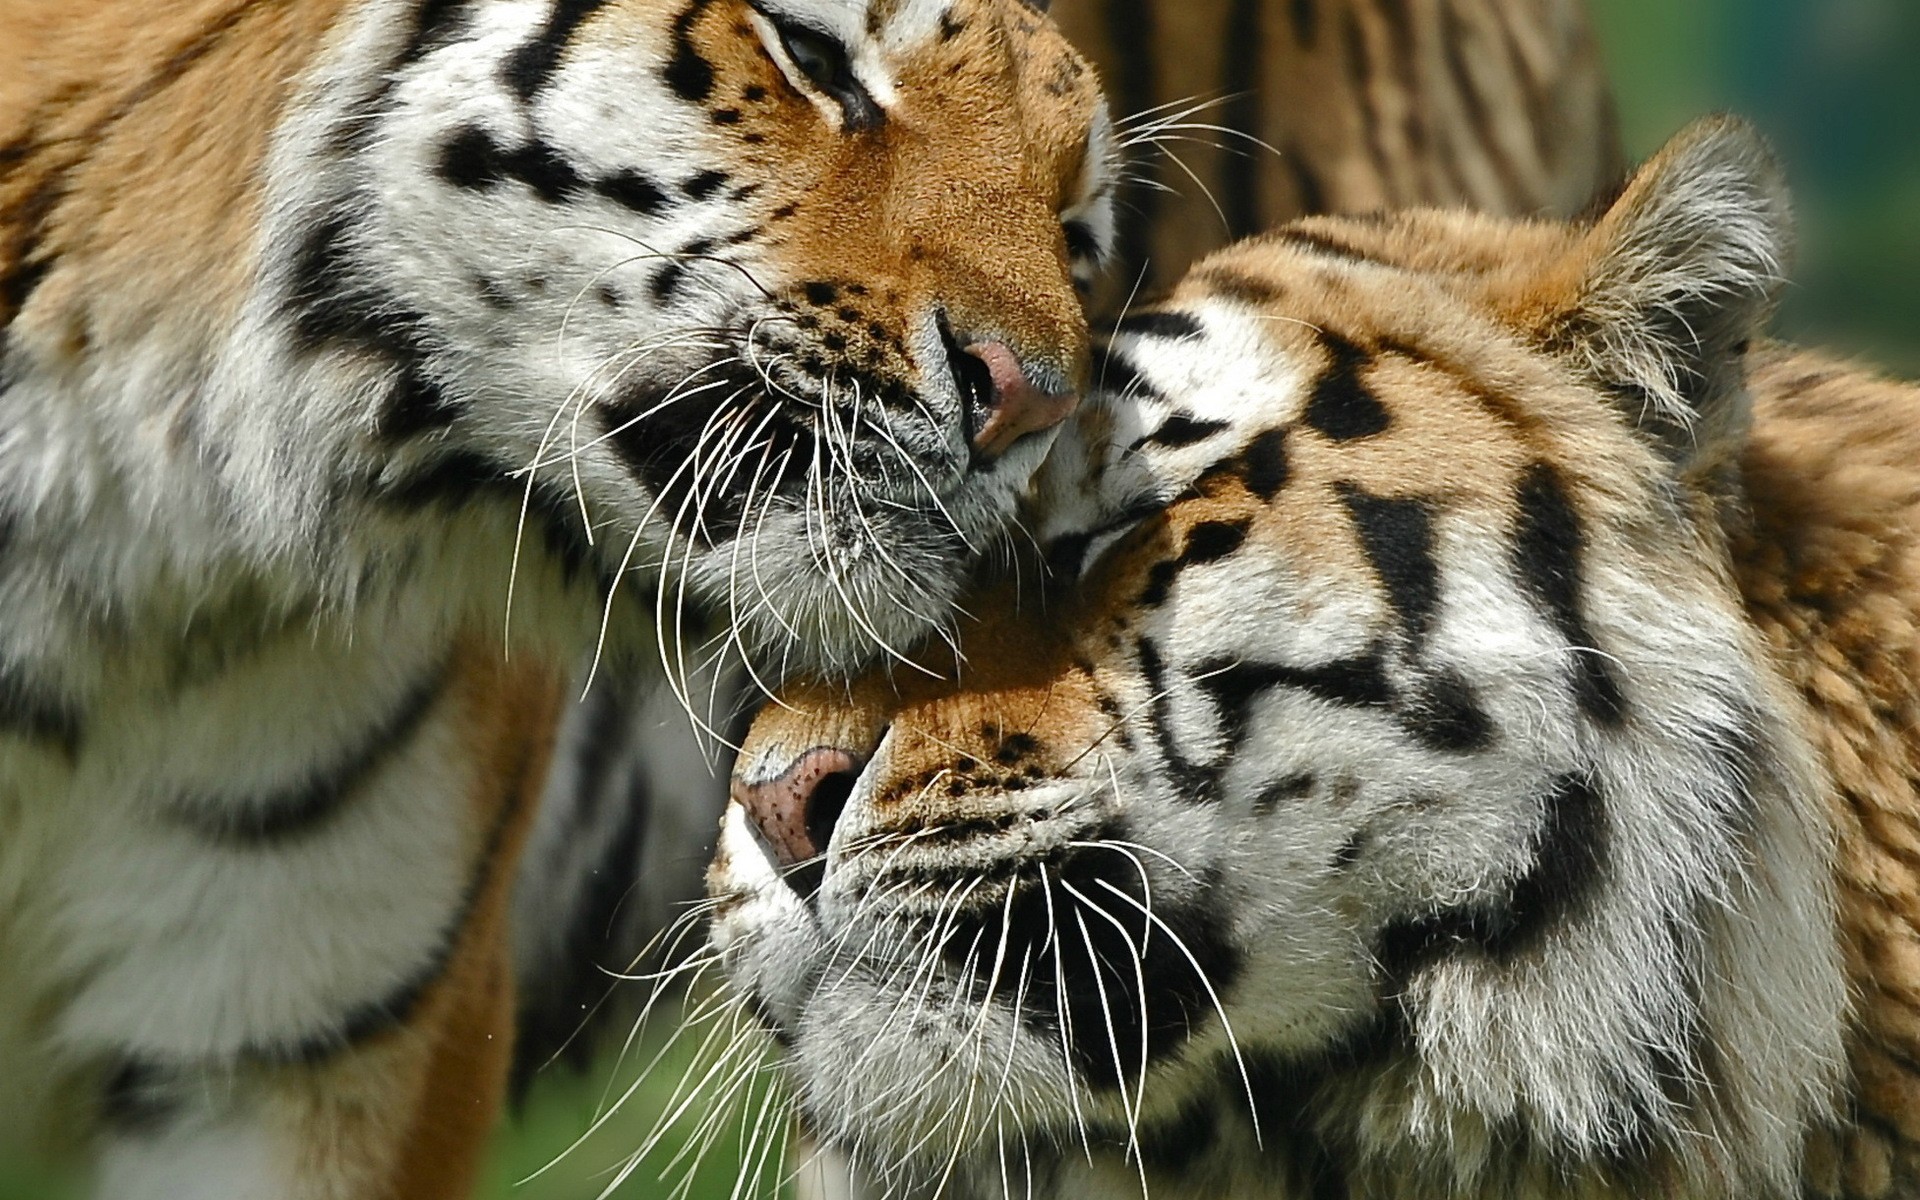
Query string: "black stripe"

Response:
xmin=596 ymin=169 xmax=670 ymax=216
xmin=1048 ymin=502 xmax=1167 ymax=585
xmin=0 ymin=667 xmax=83 ymax=756
xmin=100 ymin=1059 xmax=179 ymax=1136
xmin=504 ymin=0 xmax=617 ymax=100
xmin=662 ymin=0 xmax=719 ymax=103
xmin=334 ymin=0 xmax=476 ymax=155
xmin=1285 ymin=146 xmax=1330 ymax=215
xmin=1193 ymin=265 xmax=1286 ymax=308
xmin=1089 ymin=344 xmax=1164 ymax=403
xmin=1136 ymin=413 xmax=1229 ymax=449
xmin=435 ymin=127 xmax=587 ymax=201
xmin=379 ymin=449 xmax=606 ymax=590
xmin=1512 ymin=463 xmax=1625 ymax=725
xmin=1374 ymin=0 xmax=1426 ymax=167
xmin=1494 ymin=8 xmax=1563 ymax=192
xmin=682 ymin=168 xmax=729 ymax=200
xmin=1302 ymin=332 xmax=1388 ymax=440
xmin=1403 ymin=670 xmax=1494 ymax=752
xmin=1439 ymin=3 xmax=1527 ymax=204
xmin=1137 ymin=517 xmax=1251 ymax=607
xmin=981 ymin=837 xmax=1241 ymax=1088
xmin=1270 ymin=226 xmax=1379 ymax=265
xmin=1287 ymin=0 xmax=1319 ymax=48
xmin=1336 ymin=483 xmax=1438 ymax=644
xmin=1252 ymin=772 xmax=1315 ymax=815
xmin=511 ymin=686 xmax=653 ymax=1095
xmin=598 ymin=373 xmax=813 ymax=548
xmin=1043 ymin=531 xmax=1092 ymax=579
xmin=399 ymin=0 xmax=471 ymax=67
xmin=1136 ymin=638 xmax=1223 ymax=803
xmin=1195 ymin=650 xmax=1393 ymax=749
xmin=0 ymin=1 xmax=259 ymax=324
xmin=1193 ymin=650 xmax=1395 ymax=804
xmin=1182 ymin=519 xmax=1249 ymax=565
xmin=1240 ymin=427 xmax=1290 ymax=499
xmin=1243 ymin=1029 xmax=1400 ymax=1198
xmin=380 ymin=366 xmax=463 ymax=441
xmin=1062 ymin=218 xmax=1100 ymax=263
xmin=1219 ymin=0 xmax=1263 ymax=239
xmin=285 ymin=207 xmax=465 ymax=439
xmin=1377 ymin=773 xmax=1608 ymax=975
xmin=1341 ymin=9 xmax=1393 ymax=203
xmin=1103 ymin=0 xmax=1159 ymax=287
xmin=1136 ymin=1095 xmax=1219 ymax=1174
xmin=167 ymin=666 xmax=447 ymax=846
xmin=1115 ymin=309 xmax=1203 ymax=340
xmin=1510 ymin=775 xmax=1609 ymax=946
xmin=263 ymin=728 xmax=542 ymax=1065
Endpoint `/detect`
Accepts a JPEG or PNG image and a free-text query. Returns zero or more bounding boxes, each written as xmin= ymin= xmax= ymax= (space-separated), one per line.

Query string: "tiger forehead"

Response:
xmin=1078 ymin=285 xmax=1617 ymax=623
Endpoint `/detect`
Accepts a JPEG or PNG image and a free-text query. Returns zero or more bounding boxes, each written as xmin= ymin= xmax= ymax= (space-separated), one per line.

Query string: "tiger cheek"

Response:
xmin=761 ymin=5 xmax=1092 ymax=384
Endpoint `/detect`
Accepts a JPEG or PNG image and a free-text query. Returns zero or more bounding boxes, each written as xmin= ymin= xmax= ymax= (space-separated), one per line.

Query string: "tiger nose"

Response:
xmin=732 ymin=747 xmax=863 ymax=868
xmin=946 ymin=336 xmax=1079 ymax=459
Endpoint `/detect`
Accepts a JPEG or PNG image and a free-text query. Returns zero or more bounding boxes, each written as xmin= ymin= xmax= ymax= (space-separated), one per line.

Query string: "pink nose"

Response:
xmin=733 ymin=747 xmax=862 ymax=868
xmin=964 ymin=341 xmax=1078 ymax=458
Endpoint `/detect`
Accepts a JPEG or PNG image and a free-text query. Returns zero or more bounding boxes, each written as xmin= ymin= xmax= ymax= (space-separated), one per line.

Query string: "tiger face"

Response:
xmin=711 ymin=118 xmax=1849 ymax=1198
xmin=337 ymin=0 xmax=1114 ymax=669
xmin=1 ymin=0 xmax=1113 ymax=679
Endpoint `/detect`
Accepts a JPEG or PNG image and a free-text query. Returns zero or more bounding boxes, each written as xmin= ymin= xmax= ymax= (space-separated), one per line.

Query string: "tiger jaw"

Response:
xmin=678 ymin=420 xmax=1059 ymax=679
xmin=708 ymin=706 xmax=1285 ymax=1175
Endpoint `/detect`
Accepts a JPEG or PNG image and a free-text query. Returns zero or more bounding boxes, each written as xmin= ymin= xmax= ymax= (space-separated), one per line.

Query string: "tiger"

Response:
xmin=712 ymin=114 xmax=1920 ymax=1199
xmin=0 ymin=0 xmax=1119 ymax=1194
xmin=513 ymin=0 xmax=1627 ymax=1093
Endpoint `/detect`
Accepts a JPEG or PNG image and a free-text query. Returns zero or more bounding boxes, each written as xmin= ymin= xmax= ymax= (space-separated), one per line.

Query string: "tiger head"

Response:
xmin=308 ymin=0 xmax=1116 ymax=673
xmin=1 ymin=0 xmax=1112 ymax=677
xmin=711 ymin=117 xmax=1848 ymax=1197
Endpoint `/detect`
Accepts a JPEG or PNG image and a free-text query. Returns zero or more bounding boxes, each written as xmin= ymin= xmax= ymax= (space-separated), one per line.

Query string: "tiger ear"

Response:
xmin=1535 ymin=116 xmax=1792 ymax=471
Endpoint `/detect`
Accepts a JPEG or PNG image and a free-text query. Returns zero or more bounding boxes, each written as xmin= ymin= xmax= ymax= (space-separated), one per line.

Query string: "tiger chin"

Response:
xmin=0 ymin=0 xmax=1114 ymax=1195
xmin=714 ymin=115 xmax=1920 ymax=1199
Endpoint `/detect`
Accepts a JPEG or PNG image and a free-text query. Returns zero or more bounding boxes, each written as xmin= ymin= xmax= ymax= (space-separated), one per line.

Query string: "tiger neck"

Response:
xmin=1734 ymin=343 xmax=1920 ymax=1195
xmin=0 ymin=0 xmax=623 ymax=680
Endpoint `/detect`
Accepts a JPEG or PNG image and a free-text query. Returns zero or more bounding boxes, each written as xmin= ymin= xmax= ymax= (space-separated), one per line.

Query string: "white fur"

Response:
xmin=711 ymin=250 xmax=1847 ymax=1199
xmin=0 ymin=0 xmax=1113 ymax=1190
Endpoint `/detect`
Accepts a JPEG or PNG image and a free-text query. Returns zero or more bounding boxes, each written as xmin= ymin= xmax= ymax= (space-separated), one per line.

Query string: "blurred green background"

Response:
xmin=2 ymin=3 xmax=1913 ymax=1199
xmin=1590 ymin=0 xmax=1920 ymax=371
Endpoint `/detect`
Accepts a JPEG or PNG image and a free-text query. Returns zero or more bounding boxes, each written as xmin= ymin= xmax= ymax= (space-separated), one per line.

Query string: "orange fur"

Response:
xmin=1737 ymin=347 xmax=1920 ymax=1197
xmin=655 ymin=0 xmax=1100 ymax=381
xmin=0 ymin=0 xmax=357 ymax=360
xmin=261 ymin=645 xmax=561 ymax=1200
xmin=732 ymin=193 xmax=1920 ymax=1199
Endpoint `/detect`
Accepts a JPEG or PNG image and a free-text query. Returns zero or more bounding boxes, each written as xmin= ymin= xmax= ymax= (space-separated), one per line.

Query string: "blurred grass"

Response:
xmin=0 ymin=1161 xmax=82 ymax=1200
xmin=1589 ymin=0 xmax=1920 ymax=370
xmin=486 ymin=1003 xmax=790 ymax=1200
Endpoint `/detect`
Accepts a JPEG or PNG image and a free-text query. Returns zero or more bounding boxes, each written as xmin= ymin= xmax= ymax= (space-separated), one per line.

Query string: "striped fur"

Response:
xmin=0 ymin=0 xmax=1115 ymax=1193
xmin=512 ymin=0 xmax=1626 ymax=1096
xmin=711 ymin=118 xmax=1920 ymax=1198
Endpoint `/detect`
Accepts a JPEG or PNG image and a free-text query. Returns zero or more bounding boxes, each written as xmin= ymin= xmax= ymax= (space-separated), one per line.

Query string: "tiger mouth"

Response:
xmin=715 ymin=761 xmax=1242 ymax=1150
xmin=588 ymin=330 xmax=1043 ymax=549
